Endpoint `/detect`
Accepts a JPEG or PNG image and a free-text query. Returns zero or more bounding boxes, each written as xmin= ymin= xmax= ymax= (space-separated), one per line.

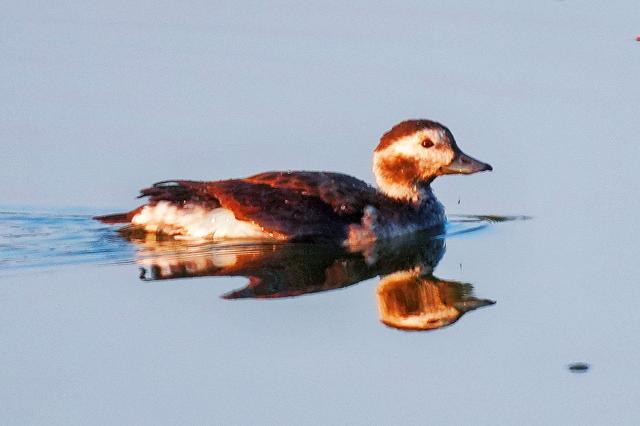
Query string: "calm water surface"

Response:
xmin=1 ymin=209 xmax=638 ymax=425
xmin=2 ymin=1 xmax=640 ymax=425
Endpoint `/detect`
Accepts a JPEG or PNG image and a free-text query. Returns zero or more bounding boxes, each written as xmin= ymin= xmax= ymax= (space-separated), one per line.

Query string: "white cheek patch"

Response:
xmin=389 ymin=134 xmax=423 ymax=156
xmin=131 ymin=201 xmax=271 ymax=240
xmin=388 ymin=129 xmax=452 ymax=162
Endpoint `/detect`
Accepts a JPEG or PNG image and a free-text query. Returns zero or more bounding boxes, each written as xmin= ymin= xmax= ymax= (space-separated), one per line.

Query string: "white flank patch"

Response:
xmin=131 ymin=201 xmax=271 ymax=240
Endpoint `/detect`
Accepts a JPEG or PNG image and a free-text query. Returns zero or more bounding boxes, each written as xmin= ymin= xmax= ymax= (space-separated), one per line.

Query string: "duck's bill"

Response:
xmin=440 ymin=152 xmax=493 ymax=175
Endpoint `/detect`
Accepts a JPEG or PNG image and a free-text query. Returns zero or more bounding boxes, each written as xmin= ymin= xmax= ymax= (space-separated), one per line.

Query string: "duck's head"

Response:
xmin=373 ymin=119 xmax=492 ymax=201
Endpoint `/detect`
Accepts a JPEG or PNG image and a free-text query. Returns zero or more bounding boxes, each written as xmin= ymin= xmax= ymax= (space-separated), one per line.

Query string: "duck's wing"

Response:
xmin=246 ymin=171 xmax=378 ymax=216
xmin=137 ymin=172 xmax=376 ymax=239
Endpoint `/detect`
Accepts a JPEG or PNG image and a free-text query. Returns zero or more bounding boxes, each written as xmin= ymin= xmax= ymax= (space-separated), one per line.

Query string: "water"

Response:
xmin=1 ymin=210 xmax=637 ymax=425
xmin=3 ymin=1 xmax=640 ymax=425
xmin=0 ymin=210 xmax=512 ymax=338
xmin=0 ymin=210 xmax=500 ymax=275
xmin=0 ymin=211 xmax=133 ymax=273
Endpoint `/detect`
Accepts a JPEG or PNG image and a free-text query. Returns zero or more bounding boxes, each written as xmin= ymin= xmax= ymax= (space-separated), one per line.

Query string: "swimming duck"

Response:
xmin=95 ymin=119 xmax=492 ymax=245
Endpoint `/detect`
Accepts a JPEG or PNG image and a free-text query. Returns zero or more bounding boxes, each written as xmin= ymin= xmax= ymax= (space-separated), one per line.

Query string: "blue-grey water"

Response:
xmin=2 ymin=1 xmax=640 ymax=425
xmin=0 ymin=210 xmax=500 ymax=274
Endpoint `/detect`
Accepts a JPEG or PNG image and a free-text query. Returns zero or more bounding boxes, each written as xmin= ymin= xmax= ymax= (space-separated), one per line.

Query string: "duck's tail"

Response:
xmin=93 ymin=180 xmax=213 ymax=225
xmin=94 ymin=212 xmax=129 ymax=224
xmin=94 ymin=206 xmax=143 ymax=224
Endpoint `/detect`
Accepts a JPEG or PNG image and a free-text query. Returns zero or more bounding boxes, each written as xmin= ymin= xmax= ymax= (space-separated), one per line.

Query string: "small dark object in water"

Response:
xmin=568 ymin=362 xmax=590 ymax=373
xmin=636 ymin=35 xmax=640 ymax=42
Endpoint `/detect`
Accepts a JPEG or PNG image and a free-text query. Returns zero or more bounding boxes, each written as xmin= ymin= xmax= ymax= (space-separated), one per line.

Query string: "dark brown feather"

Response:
xmin=99 ymin=172 xmax=382 ymax=240
xmin=246 ymin=171 xmax=377 ymax=215
xmin=138 ymin=180 xmax=221 ymax=209
xmin=197 ymin=178 xmax=354 ymax=241
xmin=94 ymin=206 xmax=143 ymax=224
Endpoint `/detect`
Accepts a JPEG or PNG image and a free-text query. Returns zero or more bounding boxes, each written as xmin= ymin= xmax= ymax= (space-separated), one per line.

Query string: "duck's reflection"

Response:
xmin=376 ymin=271 xmax=494 ymax=331
xmin=131 ymin=230 xmax=494 ymax=331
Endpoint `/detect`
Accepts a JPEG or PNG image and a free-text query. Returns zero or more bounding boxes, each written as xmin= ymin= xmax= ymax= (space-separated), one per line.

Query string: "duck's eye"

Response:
xmin=421 ymin=138 xmax=434 ymax=148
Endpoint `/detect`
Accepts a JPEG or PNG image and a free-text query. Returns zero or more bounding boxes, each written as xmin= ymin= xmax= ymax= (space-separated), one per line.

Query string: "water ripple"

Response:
xmin=0 ymin=209 xmax=527 ymax=274
xmin=0 ymin=210 xmax=134 ymax=273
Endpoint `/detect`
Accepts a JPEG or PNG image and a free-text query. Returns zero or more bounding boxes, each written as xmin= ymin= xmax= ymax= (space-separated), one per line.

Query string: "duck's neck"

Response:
xmin=375 ymin=176 xmax=434 ymax=204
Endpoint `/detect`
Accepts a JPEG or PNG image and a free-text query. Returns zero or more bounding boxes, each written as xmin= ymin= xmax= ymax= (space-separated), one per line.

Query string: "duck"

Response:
xmin=95 ymin=119 xmax=492 ymax=246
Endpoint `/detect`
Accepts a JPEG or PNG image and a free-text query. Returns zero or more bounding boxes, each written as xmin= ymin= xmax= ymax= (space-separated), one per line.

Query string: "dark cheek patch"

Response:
xmin=378 ymin=156 xmax=421 ymax=185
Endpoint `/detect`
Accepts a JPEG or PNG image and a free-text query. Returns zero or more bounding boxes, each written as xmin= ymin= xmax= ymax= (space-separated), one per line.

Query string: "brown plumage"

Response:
xmin=96 ymin=172 xmax=380 ymax=241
